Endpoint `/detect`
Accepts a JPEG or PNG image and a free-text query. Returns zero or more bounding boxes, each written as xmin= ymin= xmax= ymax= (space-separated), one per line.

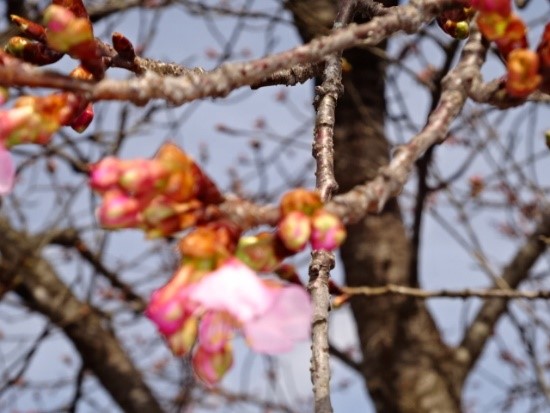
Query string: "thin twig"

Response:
xmin=340 ymin=285 xmax=550 ymax=300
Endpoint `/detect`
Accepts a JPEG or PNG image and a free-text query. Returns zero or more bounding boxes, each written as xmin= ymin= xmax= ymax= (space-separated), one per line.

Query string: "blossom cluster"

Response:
xmin=8 ymin=0 xmax=103 ymax=77
xmin=437 ymin=0 xmax=550 ymax=98
xmin=0 ymin=0 xmax=100 ymax=194
xmin=147 ymin=252 xmax=311 ymax=384
xmin=0 ymin=61 xmax=94 ymax=194
xmin=90 ymin=143 xmax=223 ymax=238
xmin=89 ymin=144 xmax=346 ymax=383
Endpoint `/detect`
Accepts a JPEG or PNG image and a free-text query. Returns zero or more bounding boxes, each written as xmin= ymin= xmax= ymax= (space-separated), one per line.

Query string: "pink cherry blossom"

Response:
xmin=190 ymin=258 xmax=277 ymax=323
xmin=191 ymin=258 xmax=312 ymax=354
xmin=0 ymin=147 xmax=15 ymax=195
xmin=147 ymin=258 xmax=312 ymax=384
xmin=244 ymin=284 xmax=311 ymax=354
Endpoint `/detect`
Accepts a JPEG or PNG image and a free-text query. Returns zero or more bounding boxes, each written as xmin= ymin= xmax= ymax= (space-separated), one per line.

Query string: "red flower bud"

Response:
xmin=310 ymin=210 xmax=346 ymax=251
xmin=96 ymin=190 xmax=141 ymax=228
xmin=89 ymin=157 xmax=124 ymax=192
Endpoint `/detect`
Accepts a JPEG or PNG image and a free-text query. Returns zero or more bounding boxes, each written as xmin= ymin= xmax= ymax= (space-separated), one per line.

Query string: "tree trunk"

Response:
xmin=335 ymin=37 xmax=462 ymax=413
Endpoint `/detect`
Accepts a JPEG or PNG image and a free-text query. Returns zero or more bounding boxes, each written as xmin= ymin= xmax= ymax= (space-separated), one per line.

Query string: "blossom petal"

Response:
xmin=198 ymin=311 xmax=234 ymax=352
xmin=0 ymin=149 xmax=15 ymax=195
xmin=192 ymin=342 xmax=233 ymax=386
xmin=244 ymin=285 xmax=311 ymax=354
xmin=190 ymin=258 xmax=276 ymax=323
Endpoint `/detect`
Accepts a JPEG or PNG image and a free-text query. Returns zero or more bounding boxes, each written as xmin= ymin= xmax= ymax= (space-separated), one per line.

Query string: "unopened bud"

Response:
xmin=310 ymin=210 xmax=346 ymax=251
xmin=278 ymin=211 xmax=311 ymax=252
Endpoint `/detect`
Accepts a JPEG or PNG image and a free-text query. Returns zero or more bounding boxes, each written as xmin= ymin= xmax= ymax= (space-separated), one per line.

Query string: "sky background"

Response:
xmin=1 ymin=0 xmax=550 ymax=412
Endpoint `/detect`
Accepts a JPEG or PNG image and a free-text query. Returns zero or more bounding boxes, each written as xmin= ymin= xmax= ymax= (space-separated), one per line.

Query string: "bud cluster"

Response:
xmin=0 ymin=68 xmax=93 ymax=194
xmin=436 ymin=5 xmax=475 ymax=40
xmin=90 ymin=143 xmax=223 ymax=238
xmin=278 ymin=189 xmax=346 ymax=252
xmin=94 ymin=147 xmax=347 ymax=383
xmin=436 ymin=1 xmax=550 ymax=99
xmin=472 ymin=0 xmax=549 ymax=97
xmin=1 ymin=0 xmax=102 ymax=195
xmin=146 ymin=223 xmax=311 ymax=384
xmin=7 ymin=0 xmax=103 ymax=78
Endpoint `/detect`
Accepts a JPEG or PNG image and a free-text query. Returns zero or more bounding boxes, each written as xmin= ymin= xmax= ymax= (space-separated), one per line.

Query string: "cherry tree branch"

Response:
xmin=327 ymin=27 xmax=488 ymax=221
xmin=456 ymin=211 xmax=550 ymax=379
xmin=218 ymin=27 xmax=488 ymax=229
xmin=0 ymin=0 xmax=460 ymax=105
xmin=0 ymin=218 xmax=164 ymax=413
xmin=308 ymin=250 xmax=335 ymax=413
xmin=307 ymin=2 xmax=360 ymax=411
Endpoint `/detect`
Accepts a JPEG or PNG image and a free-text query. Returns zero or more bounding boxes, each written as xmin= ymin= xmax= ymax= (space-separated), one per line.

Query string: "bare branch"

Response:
xmin=0 ymin=218 xmax=165 ymax=413
xmin=0 ymin=0 xmax=460 ymax=106
xmin=328 ymin=27 xmax=488 ymax=221
xmin=456 ymin=211 xmax=550 ymax=379
xmin=340 ymin=285 xmax=550 ymax=300
xmin=308 ymin=250 xmax=335 ymax=413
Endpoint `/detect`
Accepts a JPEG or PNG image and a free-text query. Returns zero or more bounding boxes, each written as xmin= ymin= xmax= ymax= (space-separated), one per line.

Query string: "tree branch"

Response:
xmin=456 ymin=211 xmax=550 ymax=380
xmin=340 ymin=285 xmax=550 ymax=300
xmin=0 ymin=218 xmax=165 ymax=413
xmin=328 ymin=27 xmax=488 ymax=221
xmin=0 ymin=0 xmax=462 ymax=106
xmin=308 ymin=250 xmax=335 ymax=413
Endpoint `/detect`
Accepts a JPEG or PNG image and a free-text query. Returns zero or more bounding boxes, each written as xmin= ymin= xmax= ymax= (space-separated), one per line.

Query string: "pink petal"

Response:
xmin=0 ymin=149 xmax=15 ymax=195
xmin=192 ymin=343 xmax=233 ymax=386
xmin=244 ymin=285 xmax=311 ymax=354
xmin=190 ymin=258 xmax=276 ymax=323
xmin=198 ymin=311 xmax=234 ymax=352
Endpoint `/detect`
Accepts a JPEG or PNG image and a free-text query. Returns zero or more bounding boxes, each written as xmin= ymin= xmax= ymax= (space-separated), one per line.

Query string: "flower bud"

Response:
xmin=44 ymin=5 xmax=94 ymax=53
xmin=70 ymin=102 xmax=94 ymax=133
xmin=280 ymin=188 xmax=322 ymax=216
xmin=277 ymin=211 xmax=311 ymax=252
xmin=168 ymin=317 xmax=199 ymax=356
xmin=96 ymin=190 xmax=141 ymax=228
xmin=310 ymin=210 xmax=346 ymax=251
xmin=506 ymin=49 xmax=542 ymax=98
xmin=236 ymin=233 xmax=280 ymax=273
xmin=10 ymin=15 xmax=46 ymax=42
xmin=469 ymin=175 xmax=485 ymax=198
xmin=5 ymin=37 xmax=63 ymax=66
xmin=119 ymin=160 xmax=168 ymax=196
xmin=192 ymin=343 xmax=233 ymax=386
xmin=89 ymin=157 xmax=124 ymax=192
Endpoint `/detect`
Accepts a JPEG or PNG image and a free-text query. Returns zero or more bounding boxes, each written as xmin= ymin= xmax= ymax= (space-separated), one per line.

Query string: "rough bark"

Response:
xmin=0 ymin=219 xmax=165 ymax=413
